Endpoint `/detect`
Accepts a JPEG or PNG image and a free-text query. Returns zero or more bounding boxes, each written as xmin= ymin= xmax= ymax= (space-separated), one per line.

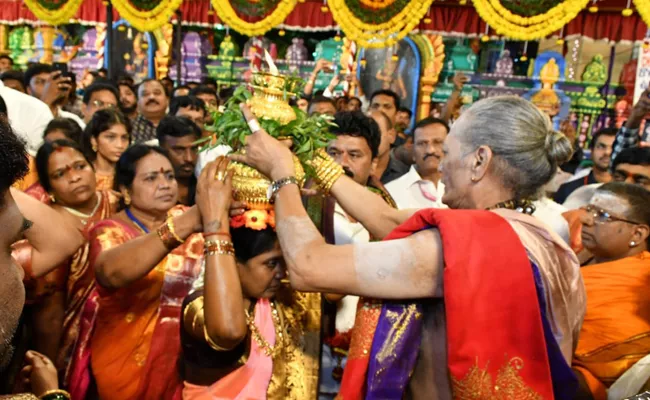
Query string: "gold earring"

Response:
xmin=92 ymin=143 xmax=98 ymax=152
xmin=49 ymin=194 xmax=56 ymax=203
xmin=124 ymin=192 xmax=131 ymax=206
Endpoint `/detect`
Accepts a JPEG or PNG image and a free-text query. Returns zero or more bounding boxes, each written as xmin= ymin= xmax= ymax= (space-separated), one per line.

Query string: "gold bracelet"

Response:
xmin=157 ymin=222 xmax=182 ymax=250
xmin=204 ymin=239 xmax=235 ymax=257
xmin=306 ymin=149 xmax=344 ymax=195
xmin=39 ymin=389 xmax=71 ymax=400
xmin=167 ymin=216 xmax=185 ymax=244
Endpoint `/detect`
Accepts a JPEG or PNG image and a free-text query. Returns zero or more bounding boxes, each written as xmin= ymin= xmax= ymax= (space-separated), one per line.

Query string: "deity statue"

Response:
xmin=581 ymin=54 xmax=607 ymax=85
xmin=540 ymin=58 xmax=560 ymax=88
xmin=125 ymin=33 xmax=149 ymax=82
xmin=34 ymin=27 xmax=55 ymax=64
xmin=218 ymin=35 xmax=237 ymax=60
xmin=285 ymin=38 xmax=308 ymax=66
xmin=495 ymin=49 xmax=514 ymax=75
xmin=95 ymin=25 xmax=106 ymax=70
xmin=154 ymin=24 xmax=173 ymax=79
xmin=375 ymin=49 xmax=407 ymax=99
xmin=531 ymin=58 xmax=561 ymax=117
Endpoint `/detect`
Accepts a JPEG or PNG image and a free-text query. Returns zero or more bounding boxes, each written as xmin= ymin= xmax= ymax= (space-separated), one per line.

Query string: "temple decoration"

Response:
xmin=23 ymin=0 xmax=84 ymax=26
xmin=153 ymin=24 xmax=173 ymax=79
xmin=523 ymin=51 xmax=571 ymax=130
xmin=411 ymin=34 xmax=445 ymax=119
xmin=633 ymin=0 xmax=650 ymax=25
xmin=212 ymin=0 xmax=298 ymax=37
xmin=615 ymin=56 xmax=638 ymax=128
xmin=199 ymin=52 xmax=335 ymax=207
xmin=8 ymin=27 xmax=34 ymax=68
xmin=328 ymin=0 xmax=434 ymax=49
xmin=472 ymin=0 xmax=590 ymax=40
xmin=111 ymin=0 xmax=183 ymax=32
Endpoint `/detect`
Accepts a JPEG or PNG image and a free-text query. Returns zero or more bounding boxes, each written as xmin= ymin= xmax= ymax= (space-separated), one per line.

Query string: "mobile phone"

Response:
xmin=52 ymin=62 xmax=68 ymax=75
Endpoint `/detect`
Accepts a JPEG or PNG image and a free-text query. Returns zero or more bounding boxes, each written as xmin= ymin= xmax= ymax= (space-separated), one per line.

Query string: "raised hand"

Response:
xmin=195 ymin=157 xmax=234 ymax=233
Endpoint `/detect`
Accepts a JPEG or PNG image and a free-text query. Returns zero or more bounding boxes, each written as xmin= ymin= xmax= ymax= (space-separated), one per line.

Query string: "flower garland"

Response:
xmin=345 ymin=0 xmax=411 ymax=25
xmin=634 ymin=0 xmax=650 ymax=27
xmin=329 ymin=0 xmax=434 ymax=48
xmin=212 ymin=0 xmax=298 ymax=37
xmin=499 ymin=0 xmax=562 ymax=17
xmin=24 ymin=0 xmax=84 ymax=26
xmin=231 ymin=0 xmax=283 ymax=18
xmin=472 ymin=0 xmax=590 ymax=40
xmin=111 ymin=0 xmax=183 ymax=32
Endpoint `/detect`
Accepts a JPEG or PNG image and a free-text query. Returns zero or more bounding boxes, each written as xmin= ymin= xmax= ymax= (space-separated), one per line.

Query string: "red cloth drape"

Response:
xmin=0 ymin=0 xmax=647 ymax=43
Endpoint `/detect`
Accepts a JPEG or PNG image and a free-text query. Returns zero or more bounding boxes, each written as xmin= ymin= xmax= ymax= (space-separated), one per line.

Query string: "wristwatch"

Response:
xmin=267 ymin=176 xmax=299 ymax=202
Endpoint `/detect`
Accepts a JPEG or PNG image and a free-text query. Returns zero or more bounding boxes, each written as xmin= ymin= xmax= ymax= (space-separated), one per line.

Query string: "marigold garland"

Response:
xmin=24 ymin=0 xmax=84 ymax=26
xmin=634 ymin=0 xmax=650 ymax=27
xmin=472 ymin=0 xmax=590 ymax=40
xmin=212 ymin=0 xmax=298 ymax=37
xmin=329 ymin=0 xmax=434 ymax=48
xmin=111 ymin=0 xmax=183 ymax=32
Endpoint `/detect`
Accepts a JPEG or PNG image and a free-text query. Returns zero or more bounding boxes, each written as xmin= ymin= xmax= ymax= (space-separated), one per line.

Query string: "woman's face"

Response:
xmin=238 ymin=241 xmax=286 ymax=299
xmin=47 ymin=147 xmax=96 ymax=207
xmin=127 ymin=152 xmax=178 ymax=214
xmin=580 ymin=191 xmax=645 ymax=260
xmin=92 ymin=123 xmax=130 ymax=164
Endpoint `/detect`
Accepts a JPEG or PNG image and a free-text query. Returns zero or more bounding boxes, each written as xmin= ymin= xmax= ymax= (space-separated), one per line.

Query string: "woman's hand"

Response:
xmin=229 ymin=104 xmax=295 ymax=182
xmin=20 ymin=351 xmax=59 ymax=397
xmin=196 ymin=157 xmax=234 ymax=233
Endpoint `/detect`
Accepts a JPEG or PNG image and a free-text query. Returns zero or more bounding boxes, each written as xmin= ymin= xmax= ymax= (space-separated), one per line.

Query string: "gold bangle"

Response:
xmin=39 ymin=389 xmax=71 ymax=400
xmin=157 ymin=222 xmax=182 ymax=250
xmin=204 ymin=239 xmax=235 ymax=256
xmin=203 ymin=321 xmax=233 ymax=351
xmin=167 ymin=216 xmax=185 ymax=244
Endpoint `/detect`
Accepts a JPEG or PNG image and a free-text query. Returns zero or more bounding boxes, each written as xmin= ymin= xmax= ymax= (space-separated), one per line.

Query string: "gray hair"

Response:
xmin=459 ymin=96 xmax=573 ymax=199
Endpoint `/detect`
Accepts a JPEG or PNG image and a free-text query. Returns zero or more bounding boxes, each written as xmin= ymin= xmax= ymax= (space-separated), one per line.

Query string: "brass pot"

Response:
xmin=247 ymin=71 xmax=298 ymax=125
xmin=227 ymin=153 xmax=305 ymax=210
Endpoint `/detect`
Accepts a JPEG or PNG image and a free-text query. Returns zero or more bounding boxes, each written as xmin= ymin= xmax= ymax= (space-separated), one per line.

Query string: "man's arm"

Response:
xmin=11 ymin=188 xmax=84 ymax=277
xmin=611 ymin=88 xmax=650 ymax=168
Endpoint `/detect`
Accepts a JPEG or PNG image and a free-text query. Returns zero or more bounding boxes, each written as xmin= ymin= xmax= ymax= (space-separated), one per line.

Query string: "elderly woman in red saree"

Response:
xmin=233 ymin=97 xmax=586 ymax=399
xmin=572 ymin=183 xmax=650 ymax=399
xmin=67 ymin=143 xmax=205 ymax=400
xmin=30 ymin=139 xmax=118 ymax=387
xmin=180 ymin=158 xmax=320 ymax=400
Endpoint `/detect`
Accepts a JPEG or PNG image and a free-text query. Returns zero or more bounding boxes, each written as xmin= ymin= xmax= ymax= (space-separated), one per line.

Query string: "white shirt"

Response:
xmin=0 ymin=81 xmax=53 ymax=153
xmin=58 ymin=108 xmax=86 ymax=130
xmin=533 ymin=197 xmax=570 ymax=245
xmin=385 ymin=165 xmax=447 ymax=210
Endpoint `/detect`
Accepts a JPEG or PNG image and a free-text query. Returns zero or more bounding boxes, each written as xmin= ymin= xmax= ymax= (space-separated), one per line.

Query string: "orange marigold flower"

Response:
xmin=244 ymin=210 xmax=269 ymax=231
xmin=230 ymin=214 xmax=246 ymax=229
xmin=267 ymin=210 xmax=276 ymax=228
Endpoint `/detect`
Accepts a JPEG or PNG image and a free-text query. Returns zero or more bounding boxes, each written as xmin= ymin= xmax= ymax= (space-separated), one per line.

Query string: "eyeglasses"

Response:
xmin=582 ymin=204 xmax=641 ymax=225
xmin=91 ymin=100 xmax=117 ymax=110
xmin=612 ymin=170 xmax=650 ymax=187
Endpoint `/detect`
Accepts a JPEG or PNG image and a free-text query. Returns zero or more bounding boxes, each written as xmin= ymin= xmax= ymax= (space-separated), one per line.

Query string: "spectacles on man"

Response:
xmin=612 ymin=170 xmax=650 ymax=187
xmin=582 ymin=204 xmax=641 ymax=225
xmin=91 ymin=100 xmax=117 ymax=110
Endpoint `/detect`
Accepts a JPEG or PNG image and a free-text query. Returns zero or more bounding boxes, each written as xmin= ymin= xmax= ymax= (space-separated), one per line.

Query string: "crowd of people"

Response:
xmin=0 ymin=53 xmax=650 ymax=400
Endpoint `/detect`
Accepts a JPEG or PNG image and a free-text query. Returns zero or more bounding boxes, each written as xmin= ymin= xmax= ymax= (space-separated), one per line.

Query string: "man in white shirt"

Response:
xmin=386 ymin=117 xmax=449 ymax=209
xmin=0 ymin=80 xmax=53 ymax=153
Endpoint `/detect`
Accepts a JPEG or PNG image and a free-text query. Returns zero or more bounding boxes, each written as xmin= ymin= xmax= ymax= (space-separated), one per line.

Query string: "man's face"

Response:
xmin=138 ymin=81 xmax=168 ymax=118
xmin=175 ymin=106 xmax=206 ymax=128
xmin=591 ymin=134 xmax=615 ymax=171
xmin=370 ymin=112 xmax=395 ymax=158
xmin=613 ymin=163 xmax=650 ymax=190
xmin=119 ymin=85 xmax=137 ymax=114
xmin=309 ymin=101 xmax=336 ymax=117
xmin=297 ymin=98 xmax=309 ymax=113
xmin=0 ymin=59 xmax=12 ymax=74
xmin=0 ymin=191 xmax=28 ymax=373
xmin=413 ymin=123 xmax=447 ymax=176
xmin=347 ymin=99 xmax=362 ymax=112
xmin=3 ymin=79 xmax=24 ymax=93
xmin=395 ymin=111 xmax=411 ymax=130
xmin=160 ymin=134 xmax=199 ymax=179
xmin=28 ymin=72 xmax=49 ymax=99
xmin=196 ymin=93 xmax=218 ymax=108
xmin=83 ymin=89 xmax=119 ymax=123
xmin=370 ymin=94 xmax=397 ymax=124
xmin=327 ymin=135 xmax=375 ymax=185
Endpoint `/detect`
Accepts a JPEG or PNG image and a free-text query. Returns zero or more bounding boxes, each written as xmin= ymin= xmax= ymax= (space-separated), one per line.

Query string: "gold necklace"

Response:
xmin=245 ymin=301 xmax=284 ymax=357
xmin=62 ymin=192 xmax=102 ymax=225
xmin=487 ymin=198 xmax=536 ymax=215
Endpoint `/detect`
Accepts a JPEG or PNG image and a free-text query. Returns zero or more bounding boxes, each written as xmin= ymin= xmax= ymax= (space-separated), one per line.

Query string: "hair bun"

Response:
xmin=544 ymin=129 xmax=573 ymax=166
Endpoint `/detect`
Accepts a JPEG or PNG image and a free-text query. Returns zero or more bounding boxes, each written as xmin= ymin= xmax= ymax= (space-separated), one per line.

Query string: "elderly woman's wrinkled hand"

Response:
xmin=229 ymin=104 xmax=295 ymax=182
xmin=196 ymin=157 xmax=234 ymax=230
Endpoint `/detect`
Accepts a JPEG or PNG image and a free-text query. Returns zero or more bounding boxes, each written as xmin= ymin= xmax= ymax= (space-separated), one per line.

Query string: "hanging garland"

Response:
xmin=634 ymin=0 xmax=650 ymax=27
xmin=24 ymin=0 xmax=84 ymax=26
xmin=329 ymin=0 xmax=434 ymax=49
xmin=231 ymin=0 xmax=284 ymax=18
xmin=472 ymin=0 xmax=590 ymax=40
xmin=111 ymin=0 xmax=183 ymax=32
xmin=499 ymin=0 xmax=562 ymax=17
xmin=212 ymin=0 xmax=298 ymax=37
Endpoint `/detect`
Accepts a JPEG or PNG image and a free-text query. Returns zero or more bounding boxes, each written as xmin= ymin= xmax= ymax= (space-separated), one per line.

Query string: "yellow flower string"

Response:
xmin=111 ymin=0 xmax=183 ymax=32
xmin=329 ymin=0 xmax=434 ymax=48
xmin=212 ymin=0 xmax=298 ymax=37
xmin=634 ymin=0 xmax=650 ymax=27
xmin=472 ymin=0 xmax=590 ymax=40
xmin=24 ymin=0 xmax=84 ymax=26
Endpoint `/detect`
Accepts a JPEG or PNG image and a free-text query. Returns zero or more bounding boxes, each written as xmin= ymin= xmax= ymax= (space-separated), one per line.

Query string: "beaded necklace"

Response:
xmin=244 ymin=301 xmax=284 ymax=357
xmin=486 ymin=198 xmax=536 ymax=215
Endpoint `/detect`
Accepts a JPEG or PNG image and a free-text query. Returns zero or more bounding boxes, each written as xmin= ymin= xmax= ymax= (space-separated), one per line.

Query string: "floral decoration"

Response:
xmin=212 ymin=0 xmax=298 ymax=37
xmin=111 ymin=0 xmax=183 ymax=32
xmin=231 ymin=209 xmax=276 ymax=231
xmin=24 ymin=0 xmax=84 ymax=25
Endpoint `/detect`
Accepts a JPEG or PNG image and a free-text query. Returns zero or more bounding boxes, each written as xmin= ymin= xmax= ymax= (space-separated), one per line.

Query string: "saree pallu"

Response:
xmin=57 ymin=191 xmax=116 ymax=387
xmin=95 ymin=172 xmax=114 ymax=192
xmin=339 ymin=209 xmax=581 ymax=400
xmin=573 ymin=252 xmax=650 ymax=399
xmin=183 ymin=299 xmax=275 ymax=400
xmin=70 ymin=206 xmax=203 ymax=400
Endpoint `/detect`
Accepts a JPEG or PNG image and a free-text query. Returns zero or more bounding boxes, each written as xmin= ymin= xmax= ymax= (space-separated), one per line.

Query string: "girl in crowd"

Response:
xmin=33 ymin=139 xmax=118 ymax=388
xmin=72 ymin=144 xmax=204 ymax=400
xmin=181 ymin=158 xmax=320 ymax=399
xmin=81 ymin=109 xmax=131 ymax=191
xmin=573 ymin=183 xmax=650 ymax=399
